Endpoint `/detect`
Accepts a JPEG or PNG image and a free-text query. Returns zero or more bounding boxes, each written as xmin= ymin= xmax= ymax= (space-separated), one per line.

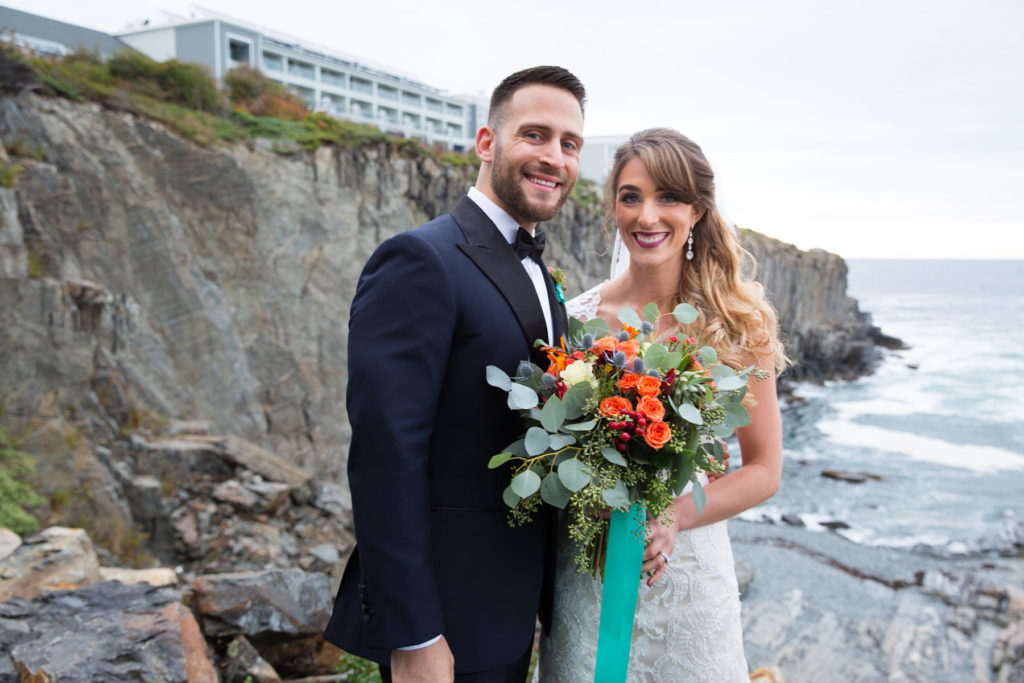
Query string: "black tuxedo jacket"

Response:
xmin=325 ymin=196 xmax=568 ymax=673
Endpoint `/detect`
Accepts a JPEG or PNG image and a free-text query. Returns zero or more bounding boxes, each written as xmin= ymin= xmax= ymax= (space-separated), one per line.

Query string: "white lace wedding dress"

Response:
xmin=535 ymin=283 xmax=749 ymax=683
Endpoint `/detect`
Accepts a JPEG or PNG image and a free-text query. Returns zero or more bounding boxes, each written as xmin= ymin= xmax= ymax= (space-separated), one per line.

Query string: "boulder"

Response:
xmin=98 ymin=566 xmax=178 ymax=587
xmin=125 ymin=475 xmax=176 ymax=563
xmin=213 ymin=479 xmax=292 ymax=515
xmin=780 ymin=514 xmax=805 ymax=527
xmin=191 ymin=569 xmax=332 ymax=639
xmin=0 ymin=526 xmax=102 ymax=603
xmin=821 ymin=470 xmax=882 ymax=484
xmin=0 ymin=528 xmax=20 ymax=562
xmin=134 ymin=438 xmax=232 ymax=484
xmin=992 ymin=619 xmax=1023 ymax=683
xmin=217 ymin=436 xmax=315 ymax=504
xmin=0 ymin=580 xmax=217 ymax=683
xmin=223 ymin=634 xmax=282 ymax=683
xmin=257 ymin=634 xmax=346 ymax=679
xmin=166 ymin=420 xmax=216 ymax=436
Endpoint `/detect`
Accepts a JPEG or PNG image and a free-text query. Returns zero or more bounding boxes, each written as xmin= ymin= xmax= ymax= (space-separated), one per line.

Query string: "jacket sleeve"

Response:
xmin=345 ymin=231 xmax=455 ymax=650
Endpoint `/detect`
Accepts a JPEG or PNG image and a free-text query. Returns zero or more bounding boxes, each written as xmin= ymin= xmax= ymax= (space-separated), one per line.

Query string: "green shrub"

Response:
xmin=108 ymin=49 xmax=222 ymax=111
xmin=333 ymin=652 xmax=381 ymax=683
xmin=0 ymin=428 xmax=45 ymax=535
xmin=0 ymin=163 xmax=23 ymax=188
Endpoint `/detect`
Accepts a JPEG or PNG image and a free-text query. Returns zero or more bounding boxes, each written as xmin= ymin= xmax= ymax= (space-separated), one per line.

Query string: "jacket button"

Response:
xmin=363 ymin=613 xmax=371 ymax=624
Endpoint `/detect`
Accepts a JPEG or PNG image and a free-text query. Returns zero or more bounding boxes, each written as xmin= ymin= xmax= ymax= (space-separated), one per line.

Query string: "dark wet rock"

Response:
xmin=820 ymin=521 xmax=852 ymax=531
xmin=781 ymin=514 xmax=806 ymax=528
xmin=191 ymin=569 xmax=332 ymax=639
xmin=0 ymin=580 xmax=216 ymax=683
xmin=222 ymin=634 xmax=282 ymax=683
xmin=134 ymin=438 xmax=233 ymax=485
xmin=871 ymin=329 xmax=909 ymax=350
xmin=822 ymin=470 xmax=882 ymax=484
xmin=257 ymin=634 xmax=347 ymax=679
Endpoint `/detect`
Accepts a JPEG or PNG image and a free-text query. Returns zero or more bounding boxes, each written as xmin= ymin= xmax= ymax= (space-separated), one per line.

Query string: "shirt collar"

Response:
xmin=467 ymin=186 xmax=521 ymax=246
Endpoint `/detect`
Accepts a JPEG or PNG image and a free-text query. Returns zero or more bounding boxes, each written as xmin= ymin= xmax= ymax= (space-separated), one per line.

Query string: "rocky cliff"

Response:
xmin=0 ymin=92 xmax=878 ymax=497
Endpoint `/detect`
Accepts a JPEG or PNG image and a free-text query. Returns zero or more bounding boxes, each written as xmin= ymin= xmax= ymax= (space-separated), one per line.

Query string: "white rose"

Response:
xmin=560 ymin=361 xmax=597 ymax=389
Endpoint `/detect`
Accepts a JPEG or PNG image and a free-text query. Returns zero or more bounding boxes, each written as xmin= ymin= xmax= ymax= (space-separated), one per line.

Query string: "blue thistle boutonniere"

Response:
xmin=548 ymin=267 xmax=567 ymax=305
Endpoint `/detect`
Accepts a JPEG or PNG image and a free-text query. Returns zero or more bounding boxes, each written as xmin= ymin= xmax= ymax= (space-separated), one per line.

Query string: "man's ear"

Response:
xmin=476 ymin=125 xmax=496 ymax=163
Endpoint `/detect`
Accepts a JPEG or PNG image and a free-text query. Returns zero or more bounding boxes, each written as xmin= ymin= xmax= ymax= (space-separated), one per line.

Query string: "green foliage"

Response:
xmin=0 ymin=427 xmax=44 ymax=535
xmin=0 ymin=163 xmax=23 ymax=188
xmin=26 ymin=251 xmax=43 ymax=278
xmin=108 ymin=49 xmax=222 ymax=111
xmin=333 ymin=652 xmax=382 ymax=683
xmin=571 ymin=177 xmax=601 ymax=208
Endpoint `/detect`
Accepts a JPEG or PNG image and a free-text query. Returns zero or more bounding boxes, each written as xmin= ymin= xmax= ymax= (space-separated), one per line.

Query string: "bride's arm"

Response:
xmin=671 ymin=351 xmax=783 ymax=530
xmin=644 ymin=352 xmax=782 ymax=581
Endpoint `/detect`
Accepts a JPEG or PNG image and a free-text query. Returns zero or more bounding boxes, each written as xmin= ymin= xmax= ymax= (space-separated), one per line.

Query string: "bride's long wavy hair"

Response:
xmin=604 ymin=128 xmax=788 ymax=375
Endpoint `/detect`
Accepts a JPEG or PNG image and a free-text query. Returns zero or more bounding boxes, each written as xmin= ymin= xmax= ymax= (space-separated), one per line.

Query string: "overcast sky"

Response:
xmin=18 ymin=0 xmax=1024 ymax=259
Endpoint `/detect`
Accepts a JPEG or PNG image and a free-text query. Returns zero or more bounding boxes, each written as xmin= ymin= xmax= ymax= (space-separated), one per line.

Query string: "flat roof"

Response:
xmin=0 ymin=5 xmax=127 ymax=57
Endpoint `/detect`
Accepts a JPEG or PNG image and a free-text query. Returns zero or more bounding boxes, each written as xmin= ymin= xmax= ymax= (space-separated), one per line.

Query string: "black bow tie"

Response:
xmin=513 ymin=228 xmax=546 ymax=262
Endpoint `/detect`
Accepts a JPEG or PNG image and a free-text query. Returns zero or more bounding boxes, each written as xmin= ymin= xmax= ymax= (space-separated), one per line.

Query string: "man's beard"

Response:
xmin=491 ymin=142 xmax=576 ymax=224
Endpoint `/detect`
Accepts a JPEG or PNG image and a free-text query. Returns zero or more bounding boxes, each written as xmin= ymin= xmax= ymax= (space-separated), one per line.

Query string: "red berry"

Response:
xmin=617 ymin=443 xmax=627 ymax=452
xmin=636 ymin=428 xmax=645 ymax=436
xmin=669 ymin=335 xmax=678 ymax=343
xmin=638 ymin=417 xmax=647 ymax=427
xmin=611 ymin=422 xmax=621 ymax=431
xmin=620 ymin=433 xmax=631 ymax=442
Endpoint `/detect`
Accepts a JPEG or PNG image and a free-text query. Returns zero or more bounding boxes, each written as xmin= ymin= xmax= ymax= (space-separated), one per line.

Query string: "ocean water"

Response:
xmin=739 ymin=259 xmax=1024 ymax=556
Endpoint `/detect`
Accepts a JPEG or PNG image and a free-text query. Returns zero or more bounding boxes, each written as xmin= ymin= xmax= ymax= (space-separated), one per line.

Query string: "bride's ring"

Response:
xmin=657 ymin=551 xmax=670 ymax=564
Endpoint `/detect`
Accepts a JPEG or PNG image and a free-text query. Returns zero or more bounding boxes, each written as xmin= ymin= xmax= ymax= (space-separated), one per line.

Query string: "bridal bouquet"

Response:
xmin=487 ymin=303 xmax=766 ymax=574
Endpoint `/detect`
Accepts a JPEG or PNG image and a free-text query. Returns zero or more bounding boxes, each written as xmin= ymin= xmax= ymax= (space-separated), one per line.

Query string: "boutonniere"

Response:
xmin=548 ymin=267 xmax=567 ymax=305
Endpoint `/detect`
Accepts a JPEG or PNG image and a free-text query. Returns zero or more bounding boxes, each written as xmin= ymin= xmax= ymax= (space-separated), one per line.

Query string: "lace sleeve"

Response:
xmin=566 ymin=282 xmax=605 ymax=323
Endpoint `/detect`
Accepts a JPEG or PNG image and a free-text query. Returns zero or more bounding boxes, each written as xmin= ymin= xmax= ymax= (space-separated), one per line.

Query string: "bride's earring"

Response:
xmin=686 ymin=227 xmax=695 ymax=261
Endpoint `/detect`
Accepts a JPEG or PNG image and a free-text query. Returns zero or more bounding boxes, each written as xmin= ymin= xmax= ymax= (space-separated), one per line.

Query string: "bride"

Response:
xmin=536 ymin=128 xmax=786 ymax=683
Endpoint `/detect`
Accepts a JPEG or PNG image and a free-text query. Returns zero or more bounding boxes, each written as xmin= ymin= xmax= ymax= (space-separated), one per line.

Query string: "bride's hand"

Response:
xmin=705 ymin=438 xmax=731 ymax=483
xmin=641 ymin=514 xmax=676 ymax=586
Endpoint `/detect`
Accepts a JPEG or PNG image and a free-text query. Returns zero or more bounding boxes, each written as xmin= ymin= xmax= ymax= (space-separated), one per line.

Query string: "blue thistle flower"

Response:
xmin=517 ymin=361 xmax=533 ymax=379
xmin=648 ymin=368 xmax=663 ymax=379
xmin=580 ymin=333 xmax=594 ymax=350
xmin=613 ymin=350 xmax=627 ymax=367
xmin=631 ymin=358 xmax=645 ymax=374
xmin=641 ymin=320 xmax=654 ymax=335
xmin=541 ymin=374 xmax=557 ymax=389
xmin=617 ymin=330 xmax=630 ymax=343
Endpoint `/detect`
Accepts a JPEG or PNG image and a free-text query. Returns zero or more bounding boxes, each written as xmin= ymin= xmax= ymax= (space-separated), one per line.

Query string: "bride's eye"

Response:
xmin=619 ymin=193 xmax=639 ymax=204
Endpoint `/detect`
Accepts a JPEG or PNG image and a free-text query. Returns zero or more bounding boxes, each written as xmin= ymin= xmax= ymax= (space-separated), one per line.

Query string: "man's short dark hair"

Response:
xmin=488 ymin=66 xmax=586 ymax=130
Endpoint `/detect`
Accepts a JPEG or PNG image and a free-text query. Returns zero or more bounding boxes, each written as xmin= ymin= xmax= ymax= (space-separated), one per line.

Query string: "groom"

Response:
xmin=324 ymin=66 xmax=586 ymax=682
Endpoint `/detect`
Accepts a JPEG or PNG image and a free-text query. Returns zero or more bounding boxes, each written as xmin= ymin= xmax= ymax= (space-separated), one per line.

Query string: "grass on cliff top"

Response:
xmin=13 ymin=46 xmax=478 ymax=167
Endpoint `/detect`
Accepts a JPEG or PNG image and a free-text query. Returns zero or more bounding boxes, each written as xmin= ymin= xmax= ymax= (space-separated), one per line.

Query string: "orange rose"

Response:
xmin=618 ymin=373 xmax=641 ymax=392
xmin=619 ymin=340 xmax=640 ymax=358
xmin=637 ymin=395 xmax=666 ymax=422
xmin=599 ymin=396 xmax=633 ymax=418
xmin=591 ymin=337 xmax=617 ymax=356
xmin=644 ymin=420 xmax=672 ymax=449
xmin=637 ymin=375 xmax=662 ymax=397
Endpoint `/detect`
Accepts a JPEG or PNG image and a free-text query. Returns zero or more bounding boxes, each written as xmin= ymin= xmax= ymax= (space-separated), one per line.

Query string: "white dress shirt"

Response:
xmin=396 ymin=188 xmax=555 ymax=653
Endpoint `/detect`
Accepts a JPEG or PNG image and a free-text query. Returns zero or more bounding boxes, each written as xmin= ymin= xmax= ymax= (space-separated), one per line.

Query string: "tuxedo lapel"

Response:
xmin=537 ymin=256 xmax=568 ymax=349
xmin=452 ymin=197 xmax=550 ymax=363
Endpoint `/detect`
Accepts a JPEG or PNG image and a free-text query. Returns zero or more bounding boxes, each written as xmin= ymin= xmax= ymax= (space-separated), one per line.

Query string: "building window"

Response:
xmin=447 ymin=124 xmax=463 ymax=138
xmin=403 ymin=113 xmax=422 ymax=130
xmin=378 ymin=106 xmax=399 ymax=124
xmin=289 ymin=85 xmax=315 ymax=108
xmin=350 ymin=100 xmax=372 ymax=119
xmin=263 ymin=52 xmax=283 ymax=72
xmin=350 ymin=77 xmax=373 ymax=95
xmin=425 ymin=98 xmax=443 ymax=113
xmin=321 ymin=69 xmax=346 ymax=88
xmin=446 ymin=103 xmax=462 ymax=117
xmin=426 ymin=118 xmax=443 ymax=134
xmin=402 ymin=91 xmax=420 ymax=107
xmin=288 ymin=59 xmax=315 ymax=81
xmin=228 ymin=38 xmax=250 ymax=65
xmin=321 ymin=93 xmax=345 ymax=112
xmin=378 ymin=85 xmax=398 ymax=101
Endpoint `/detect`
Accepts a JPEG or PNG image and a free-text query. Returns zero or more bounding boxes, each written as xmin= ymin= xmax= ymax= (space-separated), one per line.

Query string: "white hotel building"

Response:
xmin=116 ymin=10 xmax=486 ymax=152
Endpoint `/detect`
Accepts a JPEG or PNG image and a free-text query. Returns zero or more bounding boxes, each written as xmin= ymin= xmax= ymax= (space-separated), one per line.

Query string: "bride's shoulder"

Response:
xmin=567 ymin=281 xmax=607 ymax=322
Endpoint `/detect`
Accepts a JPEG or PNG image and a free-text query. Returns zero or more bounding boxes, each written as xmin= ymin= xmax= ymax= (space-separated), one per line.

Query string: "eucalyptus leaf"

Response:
xmin=736 ymin=385 xmax=748 ymax=402
xmin=601 ymin=446 xmax=628 ymax=466
xmin=502 ymin=485 xmax=521 ymax=508
xmin=509 ymin=383 xmax=539 ymax=410
xmin=712 ymin=424 xmax=735 ymax=439
xmin=563 ymin=420 xmax=597 ymax=432
xmin=692 ymin=479 xmax=706 ymax=515
xmin=676 ymin=403 xmax=704 ymax=425
xmin=643 ymin=344 xmax=669 ymax=371
xmin=666 ymin=351 xmax=683 ymax=370
xmin=486 ymin=366 xmax=512 ymax=391
xmin=617 ymin=307 xmax=644 ymax=331
xmin=503 ymin=438 xmax=528 ymax=458
xmin=673 ymin=303 xmax=699 ymax=325
xmin=722 ymin=402 xmax=752 ymax=428
xmin=711 ymin=364 xmax=735 ymax=380
xmin=541 ymin=396 xmax=566 ymax=432
xmin=669 ymin=458 xmax=696 ymax=497
xmin=699 ymin=346 xmax=718 ymax=364
xmin=557 ymin=458 xmax=591 ymax=492
xmin=540 ymin=473 xmax=573 ymax=508
xmin=568 ymin=316 xmax=585 ymax=339
xmin=528 ymin=407 xmax=544 ymax=423
xmin=630 ymin=448 xmax=652 ymax=465
xmin=684 ymin=425 xmax=699 ymax=453
xmin=643 ymin=302 xmax=660 ymax=324
xmin=525 ymin=427 xmax=551 ymax=456
xmin=715 ymin=375 xmax=748 ymax=392
xmin=511 ymin=469 xmax=542 ymax=498
xmin=583 ymin=317 xmax=610 ymax=338
xmin=602 ymin=480 xmax=631 ymax=508
xmin=553 ymin=449 xmax=575 ymax=467
xmin=562 ymin=382 xmax=592 ymax=420
xmin=488 ymin=452 xmax=512 ymax=469
xmin=704 ymin=385 xmax=714 ymax=406
xmin=712 ymin=439 xmax=725 ymax=463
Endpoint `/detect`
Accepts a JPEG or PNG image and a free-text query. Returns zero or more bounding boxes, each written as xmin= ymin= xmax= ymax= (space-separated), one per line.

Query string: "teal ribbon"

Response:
xmin=554 ymin=283 xmax=566 ymax=305
xmin=594 ymin=503 xmax=645 ymax=683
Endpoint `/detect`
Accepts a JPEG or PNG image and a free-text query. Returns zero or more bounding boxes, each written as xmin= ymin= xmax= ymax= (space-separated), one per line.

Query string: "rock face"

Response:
xmin=0 ymin=580 xmax=217 ymax=683
xmin=0 ymin=526 xmax=102 ymax=603
xmin=0 ymin=92 xmax=880 ymax=493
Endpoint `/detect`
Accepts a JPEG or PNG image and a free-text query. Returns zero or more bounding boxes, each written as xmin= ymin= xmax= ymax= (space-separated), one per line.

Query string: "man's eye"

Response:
xmin=562 ymin=141 xmax=577 ymax=151
xmin=527 ymin=132 xmax=542 ymax=140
